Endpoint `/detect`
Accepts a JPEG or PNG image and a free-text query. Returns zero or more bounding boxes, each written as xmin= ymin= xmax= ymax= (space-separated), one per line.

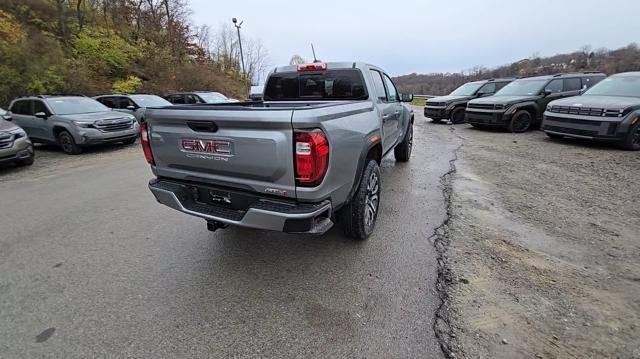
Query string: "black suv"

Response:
xmin=424 ymin=78 xmax=514 ymax=123
xmin=466 ymin=72 xmax=606 ymax=132
xmin=542 ymin=72 xmax=640 ymax=150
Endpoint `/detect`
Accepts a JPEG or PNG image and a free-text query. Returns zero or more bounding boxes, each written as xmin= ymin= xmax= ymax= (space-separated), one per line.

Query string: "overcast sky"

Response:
xmin=190 ymin=0 xmax=640 ymax=78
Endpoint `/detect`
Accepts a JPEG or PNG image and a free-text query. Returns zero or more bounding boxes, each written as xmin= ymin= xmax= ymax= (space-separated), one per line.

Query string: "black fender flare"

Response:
xmin=509 ymin=102 xmax=541 ymax=120
xmin=342 ymin=130 xmax=383 ymax=209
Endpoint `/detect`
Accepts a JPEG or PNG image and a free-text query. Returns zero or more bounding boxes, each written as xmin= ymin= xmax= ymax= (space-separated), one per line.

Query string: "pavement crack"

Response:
xmin=430 ymin=125 xmax=465 ymax=359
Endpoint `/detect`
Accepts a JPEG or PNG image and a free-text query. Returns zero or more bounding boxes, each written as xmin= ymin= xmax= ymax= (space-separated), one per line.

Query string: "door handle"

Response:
xmin=394 ymin=111 xmax=400 ymax=115
xmin=382 ymin=114 xmax=390 ymax=120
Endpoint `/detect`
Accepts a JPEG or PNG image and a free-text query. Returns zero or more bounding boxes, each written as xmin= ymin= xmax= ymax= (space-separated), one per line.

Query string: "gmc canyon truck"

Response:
xmin=143 ymin=62 xmax=414 ymax=240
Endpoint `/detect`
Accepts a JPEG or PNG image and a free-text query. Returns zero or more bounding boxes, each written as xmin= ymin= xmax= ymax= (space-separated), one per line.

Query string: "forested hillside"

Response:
xmin=0 ymin=0 xmax=256 ymax=106
xmin=395 ymin=44 xmax=640 ymax=96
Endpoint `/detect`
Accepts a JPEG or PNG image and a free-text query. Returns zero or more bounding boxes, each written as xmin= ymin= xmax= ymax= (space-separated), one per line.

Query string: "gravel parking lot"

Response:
xmin=437 ymin=121 xmax=640 ymax=358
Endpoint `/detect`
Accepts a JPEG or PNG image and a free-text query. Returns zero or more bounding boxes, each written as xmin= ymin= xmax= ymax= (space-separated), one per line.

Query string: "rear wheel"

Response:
xmin=339 ymin=160 xmax=381 ymax=240
xmin=394 ymin=124 xmax=413 ymax=162
xmin=57 ymin=130 xmax=82 ymax=154
xmin=621 ymin=121 xmax=640 ymax=151
xmin=450 ymin=107 xmax=466 ymax=124
xmin=508 ymin=110 xmax=533 ymax=133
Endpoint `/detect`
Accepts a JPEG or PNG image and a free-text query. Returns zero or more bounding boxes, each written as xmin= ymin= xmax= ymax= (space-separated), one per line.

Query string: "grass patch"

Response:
xmin=410 ymin=98 xmax=426 ymax=106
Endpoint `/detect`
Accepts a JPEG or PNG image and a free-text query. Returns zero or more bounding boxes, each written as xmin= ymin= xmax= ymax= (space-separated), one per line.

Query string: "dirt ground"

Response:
xmin=439 ymin=123 xmax=640 ymax=358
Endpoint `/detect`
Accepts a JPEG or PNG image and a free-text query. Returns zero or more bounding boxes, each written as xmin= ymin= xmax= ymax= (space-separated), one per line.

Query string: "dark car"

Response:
xmin=466 ymin=72 xmax=605 ymax=132
xmin=164 ymin=91 xmax=236 ymax=105
xmin=542 ymin=72 xmax=640 ymax=150
xmin=424 ymin=78 xmax=514 ymax=123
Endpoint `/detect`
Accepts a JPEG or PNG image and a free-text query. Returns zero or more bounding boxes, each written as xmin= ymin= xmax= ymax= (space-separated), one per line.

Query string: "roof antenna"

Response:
xmin=311 ymin=43 xmax=320 ymax=63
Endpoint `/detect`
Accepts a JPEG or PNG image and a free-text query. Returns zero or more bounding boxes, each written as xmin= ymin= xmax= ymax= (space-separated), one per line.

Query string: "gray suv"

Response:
xmin=0 ymin=108 xmax=34 ymax=166
xmin=543 ymin=72 xmax=640 ymax=150
xmin=93 ymin=94 xmax=173 ymax=123
xmin=8 ymin=96 xmax=138 ymax=154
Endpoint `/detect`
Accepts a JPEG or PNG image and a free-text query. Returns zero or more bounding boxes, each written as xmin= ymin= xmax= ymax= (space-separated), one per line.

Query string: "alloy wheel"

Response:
xmin=364 ymin=171 xmax=380 ymax=229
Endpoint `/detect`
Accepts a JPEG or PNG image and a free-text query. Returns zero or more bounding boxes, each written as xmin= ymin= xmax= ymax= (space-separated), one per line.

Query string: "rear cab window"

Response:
xmin=264 ymin=69 xmax=368 ymax=101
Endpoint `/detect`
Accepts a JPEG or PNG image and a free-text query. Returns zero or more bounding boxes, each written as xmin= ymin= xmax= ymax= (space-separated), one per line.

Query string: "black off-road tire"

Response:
xmin=431 ymin=118 xmax=442 ymax=124
xmin=57 ymin=130 xmax=83 ymax=154
xmin=546 ymin=132 xmax=564 ymax=140
xmin=394 ymin=124 xmax=413 ymax=162
xmin=450 ymin=107 xmax=466 ymax=124
xmin=621 ymin=121 xmax=640 ymax=151
xmin=339 ymin=160 xmax=381 ymax=240
xmin=508 ymin=110 xmax=533 ymax=133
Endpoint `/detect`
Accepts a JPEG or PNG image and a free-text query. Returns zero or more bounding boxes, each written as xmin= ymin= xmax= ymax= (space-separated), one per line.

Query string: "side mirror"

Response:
xmin=478 ymin=92 xmax=492 ymax=98
xmin=579 ymin=87 xmax=588 ymax=95
xmin=400 ymin=93 xmax=414 ymax=102
xmin=34 ymin=112 xmax=48 ymax=119
xmin=2 ymin=115 xmax=12 ymax=121
xmin=542 ymin=89 xmax=553 ymax=97
xmin=126 ymin=105 xmax=136 ymax=110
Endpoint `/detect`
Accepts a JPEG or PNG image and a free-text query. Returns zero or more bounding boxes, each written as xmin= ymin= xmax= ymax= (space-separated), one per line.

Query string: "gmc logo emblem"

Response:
xmin=180 ymin=138 xmax=232 ymax=155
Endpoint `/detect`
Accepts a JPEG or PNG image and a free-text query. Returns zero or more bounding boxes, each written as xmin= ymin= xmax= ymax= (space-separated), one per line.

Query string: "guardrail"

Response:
xmin=413 ymin=95 xmax=436 ymax=99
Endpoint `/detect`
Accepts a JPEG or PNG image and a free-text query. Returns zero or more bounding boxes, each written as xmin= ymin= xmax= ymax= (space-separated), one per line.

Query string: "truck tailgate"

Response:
xmin=146 ymin=108 xmax=296 ymax=199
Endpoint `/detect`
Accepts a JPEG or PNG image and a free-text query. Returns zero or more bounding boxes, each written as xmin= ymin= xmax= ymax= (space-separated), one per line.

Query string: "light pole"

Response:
xmin=232 ymin=18 xmax=246 ymax=80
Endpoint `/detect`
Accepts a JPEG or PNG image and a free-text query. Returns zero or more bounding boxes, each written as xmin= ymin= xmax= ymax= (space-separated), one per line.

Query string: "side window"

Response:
xmin=100 ymin=97 xmax=118 ymax=108
xmin=544 ymin=79 xmax=563 ymax=94
xmin=185 ymin=94 xmax=199 ymax=104
xmin=119 ymin=97 xmax=136 ymax=109
xmin=33 ymin=100 xmax=48 ymax=115
xmin=171 ymin=95 xmax=186 ymax=104
xmin=478 ymin=83 xmax=496 ymax=94
xmin=369 ymin=70 xmax=386 ymax=101
xmin=563 ymin=78 xmax=582 ymax=92
xmin=583 ymin=76 xmax=603 ymax=89
xmin=10 ymin=100 xmax=29 ymax=115
xmin=382 ymin=74 xmax=399 ymax=102
xmin=495 ymin=82 xmax=509 ymax=91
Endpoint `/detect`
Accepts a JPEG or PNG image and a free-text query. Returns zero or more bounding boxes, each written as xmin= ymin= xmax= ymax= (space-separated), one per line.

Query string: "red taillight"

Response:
xmin=295 ymin=130 xmax=329 ymax=187
xmin=297 ymin=63 xmax=328 ymax=72
xmin=140 ymin=122 xmax=155 ymax=165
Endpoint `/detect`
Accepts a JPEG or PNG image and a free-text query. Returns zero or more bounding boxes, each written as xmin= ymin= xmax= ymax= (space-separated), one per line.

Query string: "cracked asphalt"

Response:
xmin=0 ymin=106 xmax=459 ymax=358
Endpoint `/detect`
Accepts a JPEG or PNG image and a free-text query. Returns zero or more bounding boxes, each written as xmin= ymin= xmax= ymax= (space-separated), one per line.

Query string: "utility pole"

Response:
xmin=232 ymin=18 xmax=246 ymax=80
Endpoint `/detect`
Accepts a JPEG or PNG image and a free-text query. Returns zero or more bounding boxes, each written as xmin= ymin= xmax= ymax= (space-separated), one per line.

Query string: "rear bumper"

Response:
xmin=148 ymin=178 xmax=333 ymax=234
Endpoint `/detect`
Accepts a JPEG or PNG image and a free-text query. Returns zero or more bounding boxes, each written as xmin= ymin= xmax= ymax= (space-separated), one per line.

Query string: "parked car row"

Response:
xmin=424 ymin=71 xmax=640 ymax=150
xmin=0 ymin=91 xmax=239 ymax=163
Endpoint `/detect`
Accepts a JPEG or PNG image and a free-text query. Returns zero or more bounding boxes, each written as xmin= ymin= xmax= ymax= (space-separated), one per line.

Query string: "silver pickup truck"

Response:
xmin=143 ymin=62 xmax=414 ymax=240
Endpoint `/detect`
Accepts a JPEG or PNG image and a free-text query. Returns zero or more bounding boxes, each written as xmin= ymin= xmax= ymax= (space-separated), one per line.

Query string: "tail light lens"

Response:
xmin=140 ymin=122 xmax=155 ymax=165
xmin=294 ymin=129 xmax=329 ymax=187
xmin=297 ymin=63 xmax=328 ymax=72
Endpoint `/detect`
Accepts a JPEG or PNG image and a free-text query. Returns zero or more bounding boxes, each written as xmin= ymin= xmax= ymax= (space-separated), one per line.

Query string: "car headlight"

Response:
xmin=72 ymin=120 xmax=95 ymax=128
xmin=494 ymin=104 xmax=508 ymax=110
xmin=9 ymin=128 xmax=27 ymax=139
xmin=546 ymin=104 xmax=553 ymax=112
